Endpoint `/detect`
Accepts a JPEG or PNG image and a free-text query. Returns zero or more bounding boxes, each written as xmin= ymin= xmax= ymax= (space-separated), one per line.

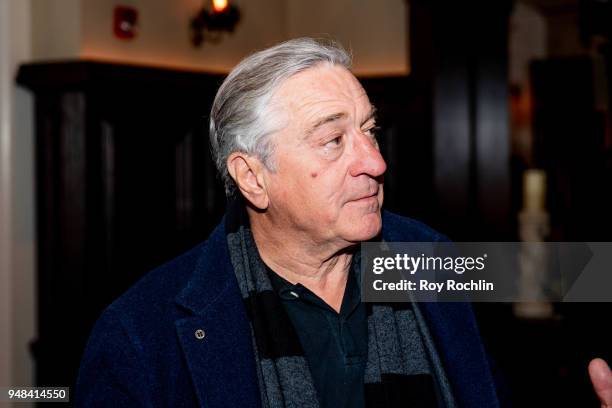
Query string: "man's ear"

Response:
xmin=226 ymin=152 xmax=270 ymax=210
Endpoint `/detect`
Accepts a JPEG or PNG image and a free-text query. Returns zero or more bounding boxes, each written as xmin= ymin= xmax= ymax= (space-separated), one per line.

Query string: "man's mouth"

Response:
xmin=352 ymin=191 xmax=379 ymax=202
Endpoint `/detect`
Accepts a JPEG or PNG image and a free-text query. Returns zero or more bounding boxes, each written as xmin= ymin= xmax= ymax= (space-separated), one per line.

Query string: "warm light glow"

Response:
xmin=212 ymin=0 xmax=228 ymax=13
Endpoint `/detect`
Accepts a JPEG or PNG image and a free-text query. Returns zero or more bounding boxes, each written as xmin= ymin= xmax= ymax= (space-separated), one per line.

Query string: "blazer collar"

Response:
xmin=381 ymin=212 xmax=499 ymax=407
xmin=174 ymin=217 xmax=234 ymax=315
xmin=173 ymin=217 xmax=262 ymax=408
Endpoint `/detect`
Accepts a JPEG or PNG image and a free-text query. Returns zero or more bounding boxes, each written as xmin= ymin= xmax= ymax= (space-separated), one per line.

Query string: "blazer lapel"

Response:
xmin=174 ymin=221 xmax=261 ymax=408
xmin=381 ymin=211 xmax=499 ymax=407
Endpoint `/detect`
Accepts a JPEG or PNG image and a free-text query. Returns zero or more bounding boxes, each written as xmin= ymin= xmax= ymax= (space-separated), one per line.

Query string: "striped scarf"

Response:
xmin=225 ymin=200 xmax=456 ymax=408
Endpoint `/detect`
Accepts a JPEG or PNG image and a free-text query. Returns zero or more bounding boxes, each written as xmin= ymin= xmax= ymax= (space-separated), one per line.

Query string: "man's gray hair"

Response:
xmin=209 ymin=37 xmax=352 ymax=196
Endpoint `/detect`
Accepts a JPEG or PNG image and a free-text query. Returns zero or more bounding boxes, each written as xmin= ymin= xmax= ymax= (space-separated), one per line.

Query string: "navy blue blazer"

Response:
xmin=76 ymin=211 xmax=504 ymax=407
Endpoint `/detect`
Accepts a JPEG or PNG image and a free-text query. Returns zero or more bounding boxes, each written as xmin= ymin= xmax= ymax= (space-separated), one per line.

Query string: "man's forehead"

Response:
xmin=273 ymin=65 xmax=371 ymax=119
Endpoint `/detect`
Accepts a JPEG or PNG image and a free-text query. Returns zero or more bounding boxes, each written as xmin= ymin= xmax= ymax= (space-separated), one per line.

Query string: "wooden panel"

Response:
xmin=409 ymin=0 xmax=512 ymax=240
xmin=18 ymin=62 xmax=227 ymax=389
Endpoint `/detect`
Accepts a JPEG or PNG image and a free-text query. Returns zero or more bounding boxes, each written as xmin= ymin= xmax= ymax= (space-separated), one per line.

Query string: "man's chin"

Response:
xmin=345 ymin=212 xmax=382 ymax=242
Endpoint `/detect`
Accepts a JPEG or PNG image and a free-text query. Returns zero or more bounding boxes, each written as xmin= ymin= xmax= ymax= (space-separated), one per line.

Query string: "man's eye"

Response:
xmin=364 ymin=126 xmax=381 ymax=138
xmin=324 ymin=136 xmax=342 ymax=147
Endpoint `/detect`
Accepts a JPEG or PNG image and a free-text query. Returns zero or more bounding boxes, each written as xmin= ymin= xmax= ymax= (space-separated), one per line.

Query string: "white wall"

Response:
xmin=80 ymin=0 xmax=288 ymax=72
xmin=30 ymin=0 xmax=409 ymax=74
xmin=31 ymin=0 xmax=81 ymax=61
xmin=287 ymin=0 xmax=408 ymax=75
xmin=0 ymin=0 xmax=14 ymax=395
xmin=1 ymin=0 xmax=36 ymax=407
xmin=30 ymin=0 xmax=289 ymax=72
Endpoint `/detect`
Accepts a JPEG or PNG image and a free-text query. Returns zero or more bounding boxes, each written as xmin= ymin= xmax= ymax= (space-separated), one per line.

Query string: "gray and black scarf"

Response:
xmin=225 ymin=199 xmax=456 ymax=408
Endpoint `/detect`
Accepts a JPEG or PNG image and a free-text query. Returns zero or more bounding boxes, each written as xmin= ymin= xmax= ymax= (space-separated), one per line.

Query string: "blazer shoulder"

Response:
xmin=77 ymin=232 xmax=224 ymax=406
xmin=382 ymin=210 xmax=450 ymax=242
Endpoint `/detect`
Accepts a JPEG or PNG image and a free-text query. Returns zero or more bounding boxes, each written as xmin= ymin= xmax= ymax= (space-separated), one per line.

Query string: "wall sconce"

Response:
xmin=190 ymin=0 xmax=241 ymax=46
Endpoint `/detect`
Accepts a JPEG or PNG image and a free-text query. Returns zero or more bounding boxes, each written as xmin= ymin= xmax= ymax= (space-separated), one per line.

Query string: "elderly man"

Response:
xmin=76 ymin=38 xmax=612 ymax=408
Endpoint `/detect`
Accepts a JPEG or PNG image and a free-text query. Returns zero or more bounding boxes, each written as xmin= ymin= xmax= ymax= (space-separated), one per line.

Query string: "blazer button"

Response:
xmin=194 ymin=329 xmax=206 ymax=340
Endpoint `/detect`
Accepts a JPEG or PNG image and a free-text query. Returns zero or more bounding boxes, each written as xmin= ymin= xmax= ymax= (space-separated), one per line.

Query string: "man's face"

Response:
xmin=262 ymin=64 xmax=386 ymax=248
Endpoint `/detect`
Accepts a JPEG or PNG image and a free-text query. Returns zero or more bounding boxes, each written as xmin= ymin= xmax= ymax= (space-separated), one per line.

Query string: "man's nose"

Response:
xmin=348 ymin=131 xmax=387 ymax=178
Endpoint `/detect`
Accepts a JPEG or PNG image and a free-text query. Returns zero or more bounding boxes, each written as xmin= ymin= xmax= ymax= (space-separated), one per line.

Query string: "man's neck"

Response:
xmin=248 ymin=210 xmax=355 ymax=312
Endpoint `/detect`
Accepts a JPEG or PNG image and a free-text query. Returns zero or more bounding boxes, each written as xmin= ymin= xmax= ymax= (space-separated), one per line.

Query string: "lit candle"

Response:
xmin=212 ymin=0 xmax=228 ymax=13
xmin=523 ymin=169 xmax=546 ymax=211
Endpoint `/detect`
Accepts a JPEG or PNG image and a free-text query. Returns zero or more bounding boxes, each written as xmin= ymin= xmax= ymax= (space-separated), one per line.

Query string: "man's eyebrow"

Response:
xmin=304 ymin=112 xmax=347 ymax=138
xmin=303 ymin=105 xmax=378 ymax=139
xmin=361 ymin=106 xmax=378 ymax=126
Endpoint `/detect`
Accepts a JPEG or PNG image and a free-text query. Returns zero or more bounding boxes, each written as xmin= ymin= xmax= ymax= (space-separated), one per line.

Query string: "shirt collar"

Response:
xmin=264 ymin=253 xmax=362 ymax=316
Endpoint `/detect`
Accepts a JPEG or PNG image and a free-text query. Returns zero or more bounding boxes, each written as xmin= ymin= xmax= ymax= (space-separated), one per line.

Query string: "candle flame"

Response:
xmin=212 ymin=0 xmax=228 ymax=13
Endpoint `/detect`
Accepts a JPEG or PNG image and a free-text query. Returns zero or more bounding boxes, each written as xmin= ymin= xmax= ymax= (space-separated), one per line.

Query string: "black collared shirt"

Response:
xmin=266 ymin=260 xmax=367 ymax=408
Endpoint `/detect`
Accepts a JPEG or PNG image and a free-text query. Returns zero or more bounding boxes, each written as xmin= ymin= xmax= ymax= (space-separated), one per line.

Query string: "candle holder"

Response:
xmin=190 ymin=0 xmax=241 ymax=46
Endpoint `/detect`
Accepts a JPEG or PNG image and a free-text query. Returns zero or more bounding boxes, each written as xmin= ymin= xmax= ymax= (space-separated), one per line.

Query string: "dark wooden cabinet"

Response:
xmin=18 ymin=62 xmax=228 ymax=389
